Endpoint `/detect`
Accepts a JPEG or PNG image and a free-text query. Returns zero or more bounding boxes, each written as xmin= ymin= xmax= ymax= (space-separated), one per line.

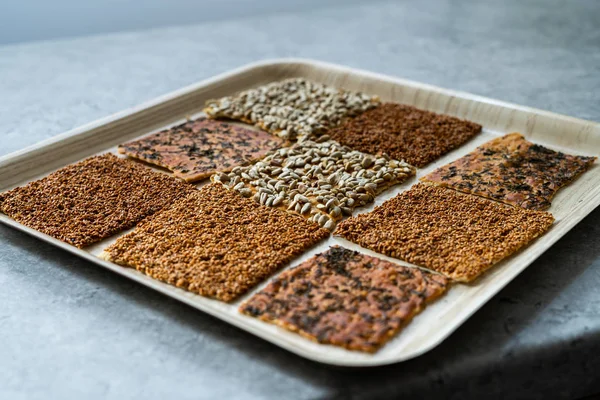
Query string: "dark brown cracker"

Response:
xmin=421 ymin=133 xmax=596 ymax=210
xmin=0 ymin=153 xmax=194 ymax=247
xmin=102 ymin=183 xmax=329 ymax=302
xmin=335 ymin=184 xmax=554 ymax=282
xmin=119 ymin=118 xmax=286 ymax=182
xmin=327 ymin=103 xmax=482 ymax=167
xmin=240 ymin=246 xmax=449 ymax=352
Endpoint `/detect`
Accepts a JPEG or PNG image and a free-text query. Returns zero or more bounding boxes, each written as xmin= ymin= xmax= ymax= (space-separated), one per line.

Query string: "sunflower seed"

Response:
xmin=295 ymin=194 xmax=310 ymax=203
xmin=239 ymin=188 xmax=252 ymax=198
xmin=318 ymin=214 xmax=329 ymax=227
xmin=325 ymin=198 xmax=339 ymax=209
xmin=361 ymin=157 xmax=374 ymax=168
xmin=365 ymin=183 xmax=378 ymax=192
xmin=341 ymin=207 xmax=353 ymax=216
xmin=272 ymin=196 xmax=283 ymax=207
xmin=300 ymin=203 xmax=311 ymax=215
xmin=359 ymin=193 xmax=372 ymax=202
xmin=324 ymin=220 xmax=335 ymax=231
xmin=330 ymin=206 xmax=341 ymax=218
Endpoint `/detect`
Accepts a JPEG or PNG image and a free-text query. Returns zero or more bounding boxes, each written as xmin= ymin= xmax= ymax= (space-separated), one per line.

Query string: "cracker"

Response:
xmin=240 ymin=246 xmax=449 ymax=352
xmin=118 ymin=118 xmax=286 ymax=182
xmin=421 ymin=133 xmax=596 ymax=210
xmin=327 ymin=103 xmax=482 ymax=167
xmin=0 ymin=153 xmax=194 ymax=248
xmin=101 ymin=183 xmax=329 ymax=302
xmin=204 ymin=78 xmax=379 ymax=141
xmin=213 ymin=139 xmax=415 ymax=230
xmin=335 ymin=184 xmax=554 ymax=282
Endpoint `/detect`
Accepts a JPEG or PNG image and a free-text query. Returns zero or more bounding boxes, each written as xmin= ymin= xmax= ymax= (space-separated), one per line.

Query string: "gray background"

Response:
xmin=1 ymin=0 xmax=599 ymax=399
xmin=0 ymin=0 xmax=367 ymax=45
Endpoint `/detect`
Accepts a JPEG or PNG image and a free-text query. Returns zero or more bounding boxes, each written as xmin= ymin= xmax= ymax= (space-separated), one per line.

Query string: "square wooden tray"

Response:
xmin=1 ymin=59 xmax=599 ymax=366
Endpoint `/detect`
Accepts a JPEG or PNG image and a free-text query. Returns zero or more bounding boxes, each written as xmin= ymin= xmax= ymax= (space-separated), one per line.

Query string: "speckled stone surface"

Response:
xmin=1 ymin=0 xmax=599 ymax=399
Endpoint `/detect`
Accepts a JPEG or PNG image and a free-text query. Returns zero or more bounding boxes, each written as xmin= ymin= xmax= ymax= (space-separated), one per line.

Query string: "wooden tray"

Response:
xmin=1 ymin=59 xmax=599 ymax=366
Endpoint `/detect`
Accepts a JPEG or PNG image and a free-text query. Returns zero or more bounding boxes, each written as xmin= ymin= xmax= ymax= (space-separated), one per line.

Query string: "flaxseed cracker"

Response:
xmin=421 ymin=133 xmax=596 ymax=210
xmin=0 ymin=153 xmax=194 ymax=248
xmin=240 ymin=246 xmax=449 ymax=353
xmin=101 ymin=183 xmax=329 ymax=302
xmin=118 ymin=118 xmax=286 ymax=182
xmin=335 ymin=184 xmax=554 ymax=282
xmin=327 ymin=103 xmax=482 ymax=167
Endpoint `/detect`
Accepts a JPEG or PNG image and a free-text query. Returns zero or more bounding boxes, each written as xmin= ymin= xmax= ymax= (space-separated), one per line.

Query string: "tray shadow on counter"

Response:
xmin=2 ymin=205 xmax=600 ymax=399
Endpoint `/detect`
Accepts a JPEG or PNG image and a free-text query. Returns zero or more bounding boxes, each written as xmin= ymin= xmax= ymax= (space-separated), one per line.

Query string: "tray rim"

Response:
xmin=1 ymin=58 xmax=599 ymax=367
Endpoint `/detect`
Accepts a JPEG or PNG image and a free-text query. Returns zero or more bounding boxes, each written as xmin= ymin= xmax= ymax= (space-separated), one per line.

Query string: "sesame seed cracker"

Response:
xmin=101 ymin=183 xmax=329 ymax=302
xmin=335 ymin=184 xmax=554 ymax=282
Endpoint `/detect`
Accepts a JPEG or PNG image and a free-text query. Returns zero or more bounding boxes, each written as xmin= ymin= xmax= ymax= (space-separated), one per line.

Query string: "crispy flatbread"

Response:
xmin=102 ymin=183 xmax=329 ymax=302
xmin=214 ymin=139 xmax=415 ymax=230
xmin=327 ymin=103 xmax=482 ymax=168
xmin=204 ymin=78 xmax=379 ymax=141
xmin=0 ymin=153 xmax=194 ymax=247
xmin=335 ymin=184 xmax=554 ymax=282
xmin=119 ymin=118 xmax=286 ymax=182
xmin=421 ymin=133 xmax=596 ymax=210
xmin=240 ymin=246 xmax=449 ymax=353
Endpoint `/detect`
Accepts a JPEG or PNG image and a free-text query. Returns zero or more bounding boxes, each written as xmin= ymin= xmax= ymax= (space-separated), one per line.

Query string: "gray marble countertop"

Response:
xmin=1 ymin=0 xmax=599 ymax=399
